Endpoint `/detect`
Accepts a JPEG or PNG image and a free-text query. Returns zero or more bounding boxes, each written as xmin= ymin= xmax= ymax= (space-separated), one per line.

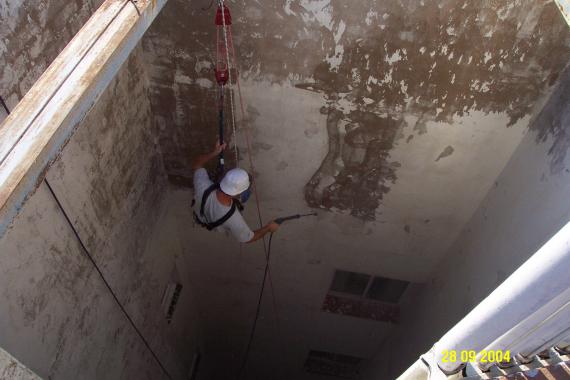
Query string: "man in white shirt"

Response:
xmin=192 ymin=142 xmax=279 ymax=243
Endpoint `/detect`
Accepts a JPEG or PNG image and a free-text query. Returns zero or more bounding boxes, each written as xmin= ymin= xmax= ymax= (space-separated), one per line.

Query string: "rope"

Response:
xmin=0 ymin=95 xmax=9 ymax=116
xmin=224 ymin=12 xmax=284 ymax=380
xmin=216 ymin=2 xmax=284 ymax=375
xmin=201 ymin=0 xmax=214 ymax=11
xmin=228 ymin=15 xmax=282 ymax=328
xmin=237 ymin=232 xmax=276 ymax=379
xmin=44 ymin=178 xmax=173 ymax=380
xmin=217 ymin=82 xmax=225 ymax=176
xmin=218 ymin=0 xmax=239 ymax=167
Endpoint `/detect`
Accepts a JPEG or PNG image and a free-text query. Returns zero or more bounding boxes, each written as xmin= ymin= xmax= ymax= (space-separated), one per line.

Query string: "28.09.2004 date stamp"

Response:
xmin=441 ymin=350 xmax=511 ymax=363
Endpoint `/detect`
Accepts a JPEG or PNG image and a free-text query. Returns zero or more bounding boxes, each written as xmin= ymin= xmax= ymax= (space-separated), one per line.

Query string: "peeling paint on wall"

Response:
xmin=144 ymin=0 xmax=570 ymax=219
xmin=435 ymin=146 xmax=455 ymax=162
xmin=304 ymin=108 xmax=402 ymax=220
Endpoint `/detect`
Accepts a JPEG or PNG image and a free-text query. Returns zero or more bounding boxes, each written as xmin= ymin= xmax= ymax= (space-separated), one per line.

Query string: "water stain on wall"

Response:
xmin=304 ymin=108 xmax=402 ymax=220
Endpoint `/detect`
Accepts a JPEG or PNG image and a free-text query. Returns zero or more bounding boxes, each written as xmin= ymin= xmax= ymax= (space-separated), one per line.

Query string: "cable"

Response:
xmin=201 ymin=0 xmax=214 ymax=11
xmin=219 ymin=2 xmax=284 ymax=371
xmin=237 ymin=232 xmax=275 ymax=380
xmin=0 ymin=95 xmax=9 ymax=115
xmin=214 ymin=2 xmax=283 ymax=374
xmin=236 ymin=213 xmax=316 ymax=379
xmin=226 ymin=4 xmax=282 ymax=330
xmin=43 ymin=178 xmax=173 ymax=380
xmin=218 ymin=0 xmax=239 ymax=166
xmin=127 ymin=0 xmax=142 ymax=16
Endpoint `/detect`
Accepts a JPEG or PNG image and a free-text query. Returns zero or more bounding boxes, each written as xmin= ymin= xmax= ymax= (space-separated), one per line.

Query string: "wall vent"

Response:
xmin=330 ymin=270 xmax=371 ymax=296
xmin=161 ymin=282 xmax=182 ymax=324
xmin=304 ymin=350 xmax=362 ymax=378
xmin=366 ymin=276 xmax=409 ymax=303
xmin=323 ymin=270 xmax=410 ymax=323
xmin=329 ymin=270 xmax=409 ymax=302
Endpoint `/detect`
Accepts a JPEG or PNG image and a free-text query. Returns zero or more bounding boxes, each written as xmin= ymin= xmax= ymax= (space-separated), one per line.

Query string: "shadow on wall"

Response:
xmin=531 ymin=65 xmax=570 ymax=175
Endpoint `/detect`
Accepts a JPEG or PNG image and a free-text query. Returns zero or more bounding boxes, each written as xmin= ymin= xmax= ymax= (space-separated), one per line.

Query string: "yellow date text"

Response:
xmin=441 ymin=350 xmax=511 ymax=363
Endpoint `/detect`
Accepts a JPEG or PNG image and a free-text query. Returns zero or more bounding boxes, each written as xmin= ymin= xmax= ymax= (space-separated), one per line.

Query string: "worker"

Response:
xmin=191 ymin=142 xmax=279 ymax=243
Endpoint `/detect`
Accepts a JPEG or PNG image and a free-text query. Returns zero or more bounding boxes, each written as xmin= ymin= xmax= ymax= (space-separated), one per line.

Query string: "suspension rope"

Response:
xmin=0 ymin=95 xmax=9 ymax=116
xmin=215 ymin=3 xmax=283 ymax=376
xmin=221 ymin=5 xmax=284 ymax=376
xmin=237 ymin=232 xmax=276 ymax=379
xmin=216 ymin=0 xmax=281 ymax=321
xmin=228 ymin=19 xmax=282 ymax=329
xmin=218 ymin=0 xmax=239 ymax=167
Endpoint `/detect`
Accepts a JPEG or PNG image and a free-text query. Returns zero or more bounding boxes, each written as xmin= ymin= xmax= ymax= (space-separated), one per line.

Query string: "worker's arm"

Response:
xmin=192 ymin=142 xmax=226 ymax=170
xmin=246 ymin=221 xmax=280 ymax=243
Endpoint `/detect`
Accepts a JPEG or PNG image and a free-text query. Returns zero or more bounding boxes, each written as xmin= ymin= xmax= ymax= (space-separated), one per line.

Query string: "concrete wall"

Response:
xmin=137 ymin=1 xmax=570 ymax=378
xmin=0 ymin=20 xmax=201 ymax=379
xmin=362 ymin=66 xmax=570 ymax=379
xmin=141 ymin=0 xmax=570 ymax=280
xmin=3 ymin=0 xmax=570 ymax=379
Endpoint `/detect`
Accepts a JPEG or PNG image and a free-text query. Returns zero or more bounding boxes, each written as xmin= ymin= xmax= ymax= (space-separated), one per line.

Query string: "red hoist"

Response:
xmin=214 ymin=1 xmax=235 ymax=176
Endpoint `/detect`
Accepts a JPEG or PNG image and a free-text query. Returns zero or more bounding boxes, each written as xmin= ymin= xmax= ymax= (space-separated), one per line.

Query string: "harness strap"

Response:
xmin=206 ymin=201 xmax=236 ymax=230
xmin=194 ymin=183 xmax=238 ymax=231
xmin=200 ymin=183 xmax=219 ymax=217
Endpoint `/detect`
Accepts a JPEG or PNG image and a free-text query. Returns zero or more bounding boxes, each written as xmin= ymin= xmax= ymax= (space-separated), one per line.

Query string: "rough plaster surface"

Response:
xmin=137 ymin=0 xmax=570 ymax=377
xmin=140 ymin=0 xmax=570 ymax=281
xmin=2 ymin=0 xmax=570 ymax=378
xmin=155 ymin=187 xmax=393 ymax=380
xmin=362 ymin=67 xmax=570 ymax=380
xmin=0 ymin=43 xmax=200 ymax=378
xmin=144 ymin=0 xmax=570 ymax=212
xmin=0 ymin=0 xmax=103 ymax=120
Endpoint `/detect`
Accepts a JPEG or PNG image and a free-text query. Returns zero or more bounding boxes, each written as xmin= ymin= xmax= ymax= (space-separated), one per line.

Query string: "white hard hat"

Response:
xmin=220 ymin=168 xmax=250 ymax=196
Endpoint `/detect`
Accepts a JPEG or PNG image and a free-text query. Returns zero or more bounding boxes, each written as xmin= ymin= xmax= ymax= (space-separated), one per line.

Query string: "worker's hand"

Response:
xmin=213 ymin=141 xmax=227 ymax=155
xmin=267 ymin=221 xmax=280 ymax=233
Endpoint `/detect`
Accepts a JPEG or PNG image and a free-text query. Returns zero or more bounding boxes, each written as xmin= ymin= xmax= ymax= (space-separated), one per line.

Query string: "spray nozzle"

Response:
xmin=274 ymin=212 xmax=317 ymax=225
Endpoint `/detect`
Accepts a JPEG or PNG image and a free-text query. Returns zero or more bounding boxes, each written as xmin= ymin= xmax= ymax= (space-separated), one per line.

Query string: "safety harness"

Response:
xmin=192 ymin=183 xmax=243 ymax=231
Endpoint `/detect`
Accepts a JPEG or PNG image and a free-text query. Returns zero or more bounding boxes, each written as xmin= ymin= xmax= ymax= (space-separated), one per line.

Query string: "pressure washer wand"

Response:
xmin=274 ymin=212 xmax=317 ymax=225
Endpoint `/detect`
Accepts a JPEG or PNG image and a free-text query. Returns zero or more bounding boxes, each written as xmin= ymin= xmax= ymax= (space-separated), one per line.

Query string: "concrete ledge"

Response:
xmin=0 ymin=0 xmax=167 ymax=238
xmin=0 ymin=346 xmax=42 ymax=380
xmin=555 ymin=0 xmax=570 ymax=27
